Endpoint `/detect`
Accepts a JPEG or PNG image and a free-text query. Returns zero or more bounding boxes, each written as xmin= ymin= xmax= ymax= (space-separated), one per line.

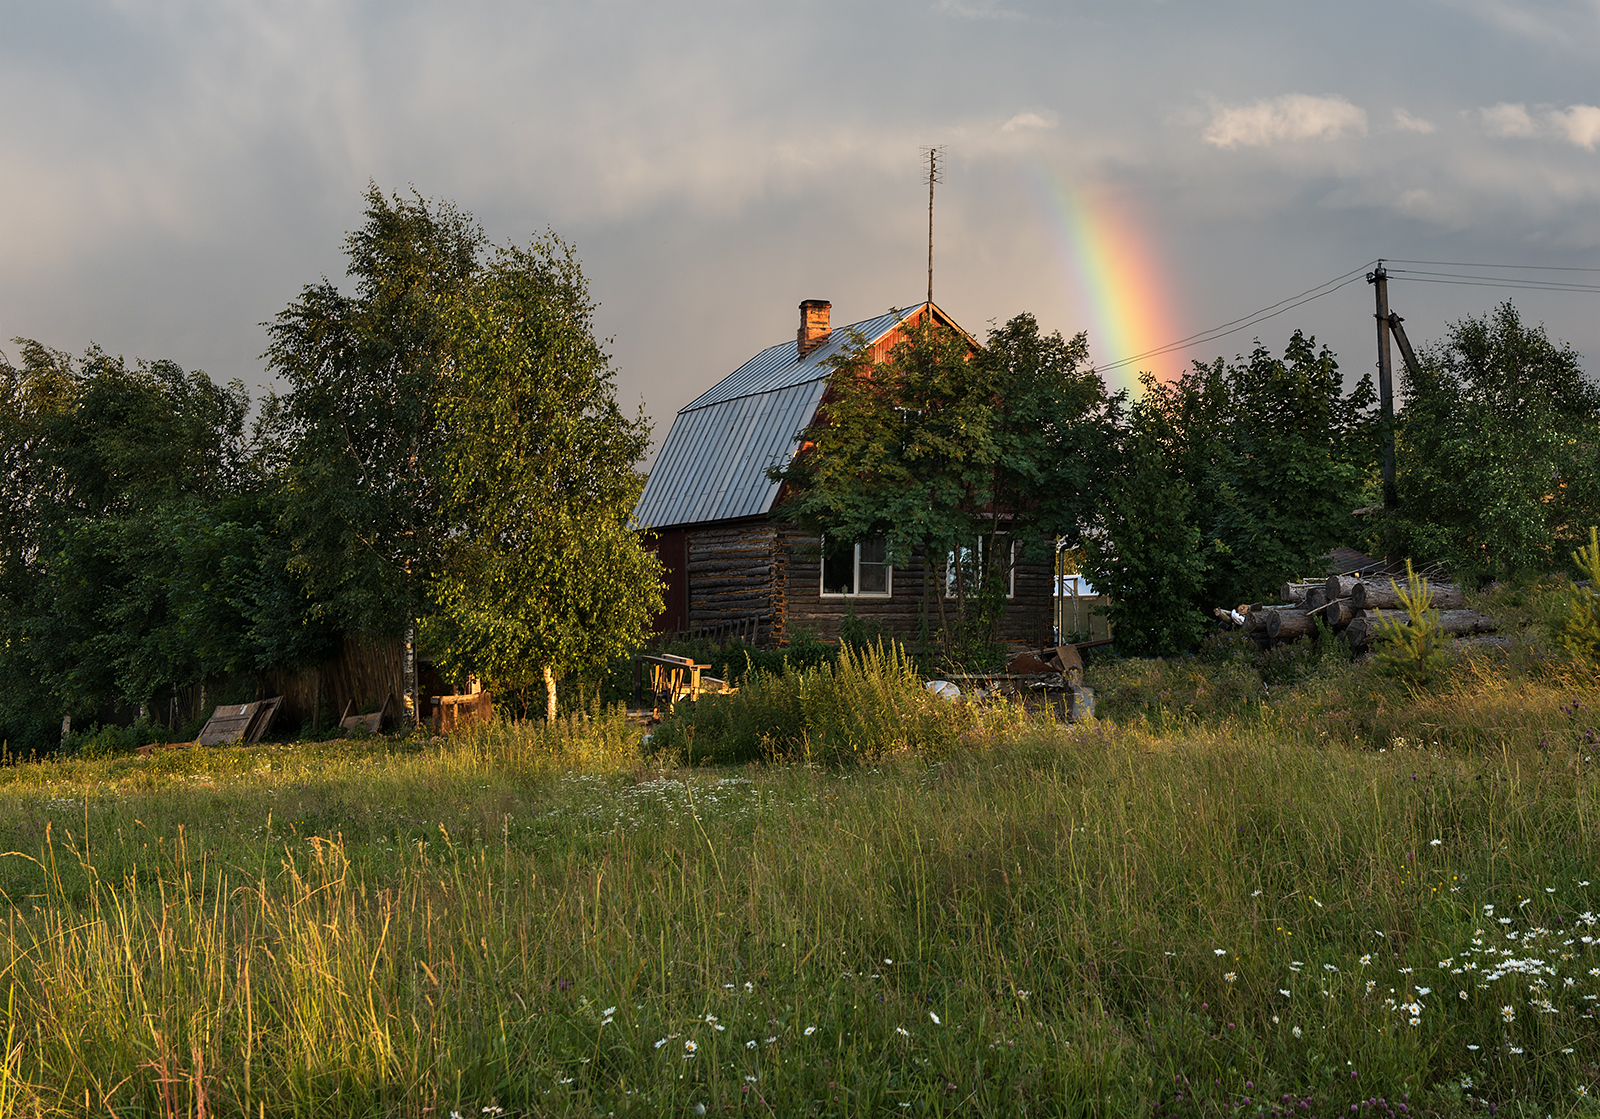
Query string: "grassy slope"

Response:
xmin=0 ymin=589 xmax=1598 ymax=1117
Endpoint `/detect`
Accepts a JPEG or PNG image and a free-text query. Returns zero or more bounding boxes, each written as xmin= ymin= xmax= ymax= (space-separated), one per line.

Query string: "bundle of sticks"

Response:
xmin=1217 ymin=573 xmax=1497 ymax=650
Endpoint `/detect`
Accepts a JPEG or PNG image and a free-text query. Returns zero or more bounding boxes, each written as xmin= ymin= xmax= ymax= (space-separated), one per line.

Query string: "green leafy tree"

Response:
xmin=1082 ymin=378 xmax=1210 ymax=656
xmin=1391 ymin=302 xmax=1600 ymax=580
xmin=424 ymin=237 xmax=661 ymax=721
xmin=770 ymin=313 xmax=1113 ymax=662
xmin=266 ymin=186 xmax=486 ymax=639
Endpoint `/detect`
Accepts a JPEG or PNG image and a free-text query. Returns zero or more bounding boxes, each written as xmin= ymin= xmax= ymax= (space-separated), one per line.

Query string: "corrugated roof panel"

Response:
xmin=681 ymin=307 xmax=912 ymax=412
xmin=634 ymin=380 xmax=826 ymax=529
xmin=636 ymin=303 xmax=928 ymax=530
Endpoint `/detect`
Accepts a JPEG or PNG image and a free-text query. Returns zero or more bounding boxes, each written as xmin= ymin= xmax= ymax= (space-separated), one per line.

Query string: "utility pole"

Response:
xmin=924 ymin=146 xmax=943 ymax=307
xmin=1367 ymin=262 xmax=1397 ymax=513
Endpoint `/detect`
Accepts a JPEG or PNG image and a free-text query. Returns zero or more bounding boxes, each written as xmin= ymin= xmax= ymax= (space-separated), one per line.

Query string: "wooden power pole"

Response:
xmin=1367 ymin=262 xmax=1397 ymax=512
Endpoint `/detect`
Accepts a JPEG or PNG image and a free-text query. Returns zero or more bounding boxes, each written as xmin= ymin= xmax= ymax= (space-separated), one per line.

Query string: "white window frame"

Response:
xmin=946 ymin=536 xmax=1017 ymax=600
xmin=819 ymin=536 xmax=893 ymax=598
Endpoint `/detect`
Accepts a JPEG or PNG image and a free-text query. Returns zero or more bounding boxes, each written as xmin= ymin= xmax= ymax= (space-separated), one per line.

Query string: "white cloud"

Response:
xmin=1202 ymin=94 xmax=1367 ymax=148
xmin=1393 ymin=108 xmax=1436 ymax=134
xmin=1551 ymin=104 xmax=1600 ymax=149
xmin=1480 ymin=102 xmax=1537 ymax=137
xmin=1001 ymin=111 xmax=1055 ymax=133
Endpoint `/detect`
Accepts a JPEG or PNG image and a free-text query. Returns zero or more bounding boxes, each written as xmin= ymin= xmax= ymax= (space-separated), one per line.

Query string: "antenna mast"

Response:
xmin=923 ymin=146 xmax=943 ymax=307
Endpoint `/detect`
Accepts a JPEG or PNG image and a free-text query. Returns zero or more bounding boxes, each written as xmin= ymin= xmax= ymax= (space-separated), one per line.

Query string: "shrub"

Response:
xmin=1372 ymin=560 xmax=1449 ymax=685
xmin=650 ymin=640 xmax=972 ymax=765
xmin=1557 ymin=525 xmax=1600 ymax=664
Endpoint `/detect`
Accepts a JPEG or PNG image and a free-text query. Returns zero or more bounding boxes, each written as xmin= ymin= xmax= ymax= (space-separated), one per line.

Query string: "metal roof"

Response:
xmin=635 ymin=306 xmax=916 ymax=530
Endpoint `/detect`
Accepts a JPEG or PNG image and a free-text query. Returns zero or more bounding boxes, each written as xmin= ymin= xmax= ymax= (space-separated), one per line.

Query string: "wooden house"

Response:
xmin=635 ymin=299 xmax=1053 ymax=647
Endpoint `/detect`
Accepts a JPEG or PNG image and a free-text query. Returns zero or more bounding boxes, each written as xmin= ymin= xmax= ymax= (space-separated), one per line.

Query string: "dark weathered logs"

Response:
xmin=1281 ymin=581 xmax=1324 ymax=605
xmin=1305 ymin=587 xmax=1327 ymax=612
xmin=1265 ymin=608 xmax=1318 ymax=641
xmin=1316 ymin=597 xmax=1354 ymax=629
xmin=1351 ymin=580 xmax=1466 ymax=611
xmin=1324 ymin=574 xmax=1363 ymax=603
xmin=1363 ymin=608 xmax=1495 ymax=635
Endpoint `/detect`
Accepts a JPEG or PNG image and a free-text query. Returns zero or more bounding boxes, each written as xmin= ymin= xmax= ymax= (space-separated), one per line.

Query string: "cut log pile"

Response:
xmin=1215 ymin=572 xmax=1497 ymax=651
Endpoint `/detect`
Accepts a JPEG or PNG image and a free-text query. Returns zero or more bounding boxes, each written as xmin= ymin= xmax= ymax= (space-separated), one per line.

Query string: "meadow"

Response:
xmin=1 ymin=585 xmax=1598 ymax=1117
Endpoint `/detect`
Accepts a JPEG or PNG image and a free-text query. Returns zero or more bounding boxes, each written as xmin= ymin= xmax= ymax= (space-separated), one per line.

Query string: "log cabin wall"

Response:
xmin=778 ymin=527 xmax=1053 ymax=646
xmin=685 ymin=520 xmax=785 ymax=646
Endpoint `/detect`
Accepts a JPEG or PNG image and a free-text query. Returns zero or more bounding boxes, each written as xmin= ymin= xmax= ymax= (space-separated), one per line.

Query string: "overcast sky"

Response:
xmin=4 ymin=0 xmax=1599 ymax=459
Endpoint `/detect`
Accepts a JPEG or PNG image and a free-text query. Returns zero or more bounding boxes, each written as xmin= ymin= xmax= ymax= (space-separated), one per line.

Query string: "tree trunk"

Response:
xmin=1280 ymin=581 xmax=1323 ymax=605
xmin=544 ymin=665 xmax=558 ymax=724
xmin=1316 ymin=597 xmax=1354 ymax=629
xmin=1351 ymin=580 xmax=1466 ymax=611
xmin=1265 ymin=608 xmax=1318 ymax=642
xmin=1305 ymin=587 xmax=1327 ymax=612
xmin=1323 ymin=574 xmax=1362 ymax=603
xmin=1346 ymin=608 xmax=1497 ymax=649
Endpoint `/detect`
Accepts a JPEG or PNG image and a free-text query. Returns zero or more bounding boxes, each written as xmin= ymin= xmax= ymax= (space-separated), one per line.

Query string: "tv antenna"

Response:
xmin=923 ymin=146 xmax=944 ymax=307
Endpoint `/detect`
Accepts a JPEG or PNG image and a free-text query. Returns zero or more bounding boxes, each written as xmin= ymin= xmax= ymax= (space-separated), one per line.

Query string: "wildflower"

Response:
xmin=1417 ymin=987 xmax=1431 ymax=995
xmin=1324 ymin=964 xmax=1339 ymax=972
xmin=1500 ymin=1005 xmax=1515 ymax=1022
xmin=1460 ymin=991 xmax=1468 ymax=1000
xmin=884 ymin=958 xmax=893 ymax=965
xmin=654 ymin=1038 xmax=667 ymax=1049
xmin=896 ymin=1026 xmax=910 ymax=1037
xmin=601 ymin=1017 xmax=613 ymax=1027
xmin=1224 ymin=972 xmax=1237 ymax=983
xmin=1214 ymin=949 xmax=1227 ymax=956
xmin=1280 ymin=989 xmax=1292 ymax=998
xmin=746 ymin=1040 xmax=756 ymax=1049
xmin=705 ymin=1014 xmax=717 ymax=1023
xmin=766 ymin=1036 xmax=777 ymax=1044
xmin=1430 ymin=839 xmax=1442 ymax=847
xmin=803 ymin=1026 xmax=817 ymax=1037
xmin=744 ymin=1075 xmax=757 ymax=1082
xmin=1272 ymin=1015 xmax=1280 ymax=1024
xmin=1563 ymin=1048 xmax=1575 ymax=1055
xmin=1484 ymin=905 xmax=1495 ymax=914
xmin=1409 ymin=1017 xmax=1420 ymax=1026
xmin=603 ymin=1006 xmax=616 ymax=1016
xmin=684 ymin=1040 xmax=697 ymax=1053
xmin=1509 ymin=1046 xmax=1523 ymax=1055
xmin=929 ymin=1012 xmax=941 ymax=1025
xmin=1292 ymin=1026 xmax=1302 ymax=1038
xmin=557 ymin=1077 xmax=575 ymax=1086
xmin=1467 ymin=1044 xmax=1480 ymax=1051
xmin=1359 ymin=955 xmax=1372 ymax=966
xmin=1252 ymin=890 xmax=1262 ymax=896
xmin=1547 ymin=887 xmax=1556 ymax=893
xmin=745 ymin=981 xmax=754 ymax=992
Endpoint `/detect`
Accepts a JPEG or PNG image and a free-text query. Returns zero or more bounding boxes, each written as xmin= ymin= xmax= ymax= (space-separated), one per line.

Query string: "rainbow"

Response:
xmin=1033 ymin=172 xmax=1186 ymax=393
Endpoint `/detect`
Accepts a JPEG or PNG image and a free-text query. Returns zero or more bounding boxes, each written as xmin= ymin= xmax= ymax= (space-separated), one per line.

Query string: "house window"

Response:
xmin=946 ymin=537 xmax=1016 ymax=600
xmin=821 ymin=536 xmax=892 ymax=597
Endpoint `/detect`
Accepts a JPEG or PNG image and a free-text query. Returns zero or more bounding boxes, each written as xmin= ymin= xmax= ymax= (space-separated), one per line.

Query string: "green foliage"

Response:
xmin=266 ymin=186 xmax=488 ymax=637
xmin=425 ymin=235 xmax=661 ymax=719
xmin=1084 ymin=332 xmax=1368 ymax=656
xmin=1371 ymin=560 xmax=1450 ymax=684
xmin=1557 ymin=525 xmax=1600 ymax=663
xmin=1083 ymin=380 xmax=1211 ymax=656
xmin=1387 ymin=302 xmax=1600 ymax=580
xmin=650 ymin=640 xmax=973 ymax=765
xmin=770 ymin=312 xmax=1114 ymax=658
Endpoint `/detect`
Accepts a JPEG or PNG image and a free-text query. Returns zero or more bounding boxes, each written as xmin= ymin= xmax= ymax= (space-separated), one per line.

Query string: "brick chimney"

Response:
xmin=797 ymin=299 xmax=832 ymax=358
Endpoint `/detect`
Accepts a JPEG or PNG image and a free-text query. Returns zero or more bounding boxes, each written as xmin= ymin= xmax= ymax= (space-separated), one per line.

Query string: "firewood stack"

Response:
xmin=1215 ymin=572 xmax=1498 ymax=651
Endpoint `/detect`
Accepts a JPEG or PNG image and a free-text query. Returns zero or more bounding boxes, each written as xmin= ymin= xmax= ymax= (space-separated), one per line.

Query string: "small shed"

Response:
xmin=635 ymin=299 xmax=1053 ymax=647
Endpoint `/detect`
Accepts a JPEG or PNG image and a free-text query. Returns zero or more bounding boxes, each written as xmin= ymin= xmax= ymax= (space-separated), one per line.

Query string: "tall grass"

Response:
xmin=0 ymin=616 xmax=1597 ymax=1115
xmin=650 ymin=640 xmax=992 ymax=765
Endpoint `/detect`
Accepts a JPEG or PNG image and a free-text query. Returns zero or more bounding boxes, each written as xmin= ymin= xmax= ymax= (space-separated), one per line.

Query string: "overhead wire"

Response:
xmin=1095 ymin=261 xmax=1378 ymax=374
xmin=1094 ymin=256 xmax=1600 ymax=376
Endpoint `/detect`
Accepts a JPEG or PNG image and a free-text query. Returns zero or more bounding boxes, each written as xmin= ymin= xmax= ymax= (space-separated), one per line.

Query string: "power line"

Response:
xmin=1096 ymin=262 xmax=1377 ymax=373
xmin=1387 ymin=267 xmax=1600 ymax=294
xmin=1386 ymin=258 xmax=1600 ymax=273
xmin=1093 ymin=255 xmax=1600 ymax=377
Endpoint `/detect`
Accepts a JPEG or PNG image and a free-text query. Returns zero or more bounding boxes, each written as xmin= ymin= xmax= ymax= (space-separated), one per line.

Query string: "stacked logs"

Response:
xmin=1221 ymin=573 xmax=1497 ymax=650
